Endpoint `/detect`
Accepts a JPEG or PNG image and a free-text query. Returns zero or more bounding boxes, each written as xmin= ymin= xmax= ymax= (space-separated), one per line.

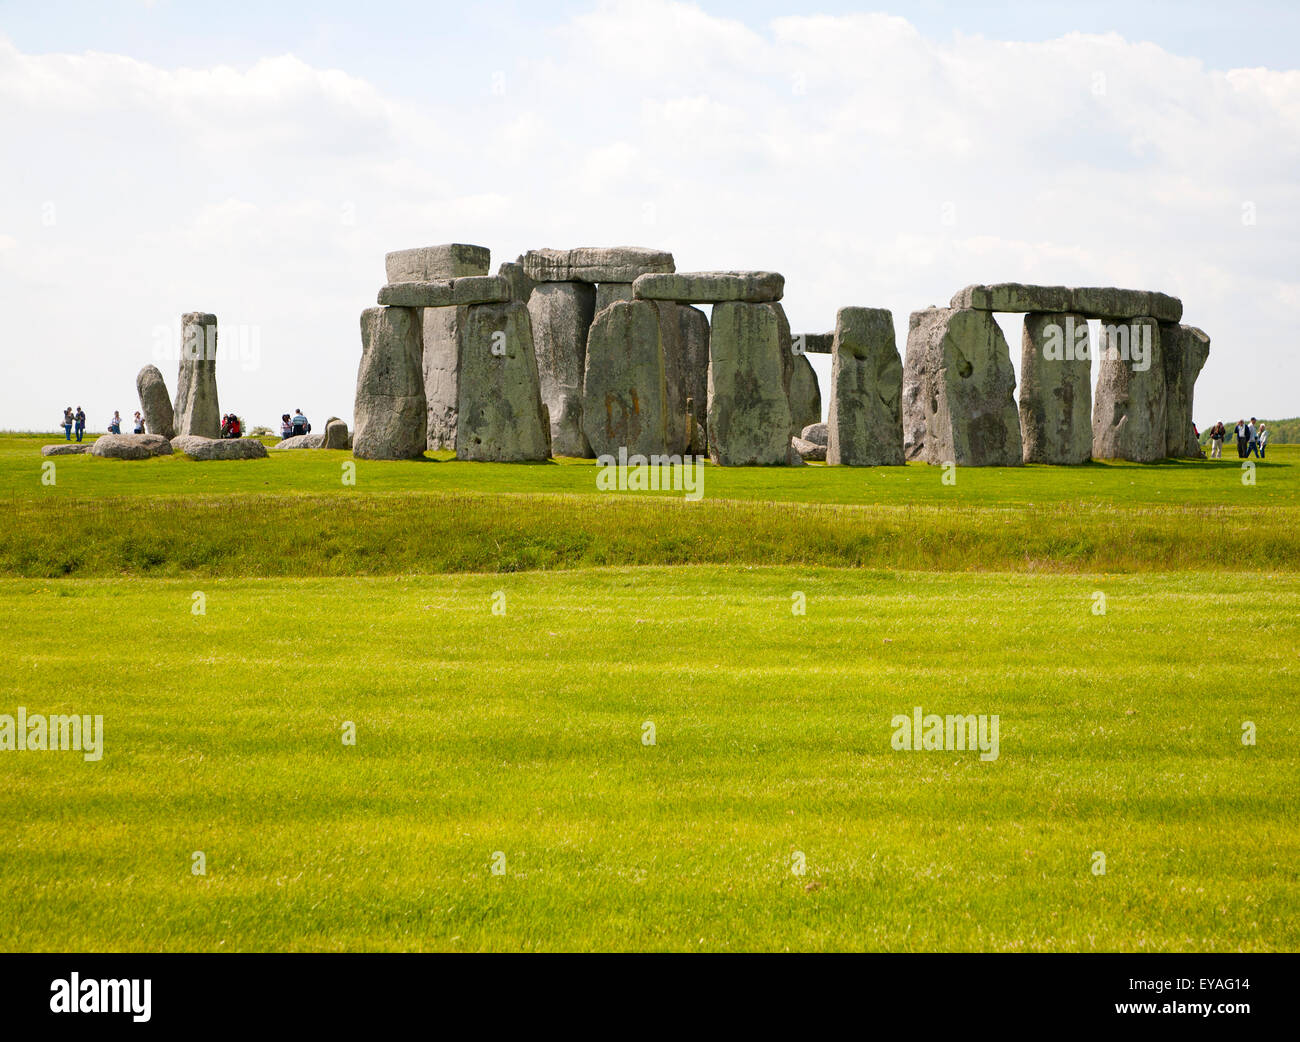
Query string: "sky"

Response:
xmin=1 ymin=0 xmax=1297 ymax=432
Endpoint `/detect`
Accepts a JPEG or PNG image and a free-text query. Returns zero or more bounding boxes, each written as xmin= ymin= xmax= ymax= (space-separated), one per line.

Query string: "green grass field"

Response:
xmin=1 ymin=434 xmax=1296 ymax=950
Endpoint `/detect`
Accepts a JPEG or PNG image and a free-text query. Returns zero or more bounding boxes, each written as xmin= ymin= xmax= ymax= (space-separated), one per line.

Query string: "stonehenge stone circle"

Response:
xmin=523 ymin=247 xmax=674 ymax=283
xmin=422 ymin=305 xmax=465 ymax=450
xmin=678 ymin=305 xmax=710 ymax=452
xmin=456 ymin=301 xmax=551 ymax=462
xmin=528 ymin=282 xmax=597 ymax=457
xmin=173 ymin=312 xmax=220 ymax=439
xmin=378 ymin=275 xmax=510 ymax=307
xmin=826 ymin=307 xmax=904 ymax=467
xmin=1019 ymin=313 xmax=1093 ymax=465
xmin=171 ymin=435 xmax=268 ymax=460
xmin=707 ymin=302 xmax=791 ymax=466
xmin=136 ymin=364 xmax=174 ymax=439
xmin=353 ymin=306 xmax=427 ymax=460
xmin=386 ymin=244 xmax=490 ymax=282
xmin=1161 ymin=323 xmax=1211 ymax=459
xmin=632 ymin=271 xmax=784 ymax=304
xmin=581 ymin=300 xmax=668 ymax=458
xmin=90 ymin=433 xmax=173 ymax=459
xmin=904 ymin=307 xmax=1023 ymax=467
xmin=788 ymin=354 xmax=822 ymax=437
xmin=1092 ymin=317 xmax=1166 ymax=462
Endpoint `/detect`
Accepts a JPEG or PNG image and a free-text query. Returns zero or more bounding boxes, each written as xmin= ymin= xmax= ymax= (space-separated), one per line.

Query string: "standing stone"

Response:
xmin=903 ymin=308 xmax=1022 ymax=467
xmin=769 ymin=302 xmax=801 ymax=439
xmin=528 ymin=282 xmax=597 ymax=457
xmin=826 ymin=307 xmax=904 ymax=467
xmin=1092 ymin=317 xmax=1165 ymax=461
xmin=173 ymin=312 xmax=220 ymax=439
xmin=595 ymin=283 xmax=634 ymax=314
xmin=582 ymin=300 xmax=668 ymax=458
xmin=1161 ymin=323 xmax=1211 ymax=458
xmin=788 ymin=354 xmax=822 ymax=435
xmin=456 ymin=301 xmax=551 ymax=462
xmin=707 ymin=302 xmax=791 ymax=466
xmin=136 ymin=364 xmax=174 ymax=439
xmin=1019 ymin=313 xmax=1093 ymax=465
xmin=498 ymin=259 xmax=537 ymax=304
xmin=353 ymin=307 xmax=426 ymax=460
xmin=422 ymin=306 xmax=464 ymax=450
xmin=901 ymin=326 xmax=927 ymax=462
xmin=678 ymin=305 xmax=710 ymax=452
xmin=653 ymin=300 xmax=691 ymax=455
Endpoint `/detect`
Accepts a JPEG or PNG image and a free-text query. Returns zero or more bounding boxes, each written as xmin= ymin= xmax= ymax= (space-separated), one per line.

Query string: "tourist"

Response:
xmin=74 ymin=407 xmax=86 ymax=443
xmin=1234 ymin=419 xmax=1247 ymax=458
xmin=1258 ymin=424 xmax=1269 ymax=459
xmin=133 ymin=411 xmax=145 ymax=434
xmin=61 ymin=407 xmax=73 ymax=441
xmin=292 ymin=409 xmax=309 ymax=437
xmin=280 ymin=414 xmax=294 ymax=439
xmin=1247 ymin=417 xmax=1260 ymax=458
xmin=1210 ymin=421 xmax=1225 ymax=459
xmin=228 ymin=415 xmax=242 ymax=438
xmin=108 ymin=410 xmax=122 ymax=435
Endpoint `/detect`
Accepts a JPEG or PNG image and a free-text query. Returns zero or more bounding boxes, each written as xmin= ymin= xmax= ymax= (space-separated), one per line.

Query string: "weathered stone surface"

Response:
xmin=523 ymin=247 xmax=674 ymax=284
xmin=786 ymin=444 xmax=807 ymax=467
xmin=901 ymin=317 xmax=928 ymax=461
xmin=1073 ymin=287 xmax=1182 ymax=322
xmin=378 ymin=275 xmax=510 ymax=307
xmin=581 ymin=300 xmax=668 ymax=457
xmin=385 ymin=244 xmax=490 ymax=283
xmin=771 ymin=302 xmax=797 ymax=439
xmin=1092 ymin=317 xmax=1165 ymax=462
xmin=826 ymin=307 xmax=904 ymax=467
xmin=173 ymin=312 xmax=220 ymax=439
xmin=274 ymin=432 xmax=324 ymax=450
xmin=353 ymin=306 xmax=427 ymax=460
xmin=951 ymin=284 xmax=1072 ymax=313
xmin=1019 ymin=313 xmax=1093 ymax=465
xmin=136 ymin=364 xmax=174 ymax=439
xmin=795 ymin=332 xmax=834 ymax=354
xmin=595 ymin=283 xmax=634 ymax=313
xmin=497 ymin=259 xmax=537 ymax=304
xmin=528 ymin=282 xmax=596 ymax=457
xmin=91 ymin=433 xmax=173 ymax=459
xmin=788 ymin=354 xmax=821 ymax=435
xmin=653 ymin=300 xmax=691 ymax=455
xmin=171 ymin=435 xmax=268 ymax=460
xmin=791 ymin=436 xmax=826 ymax=462
xmin=1161 ymin=323 xmax=1211 ymax=459
xmin=903 ymin=307 xmax=1022 ymax=467
xmin=707 ymin=302 xmax=791 ymax=466
xmin=633 ymin=270 xmax=784 ymax=304
xmin=678 ymin=305 xmax=710 ymax=452
xmin=422 ymin=305 xmax=465 ymax=450
xmin=41 ymin=443 xmax=92 ymax=456
xmin=1147 ymin=292 xmax=1184 ymax=324
xmin=801 ymin=422 xmax=828 ymax=446
xmin=456 ymin=301 xmax=551 ymax=462
xmin=321 ymin=416 xmax=350 ymax=450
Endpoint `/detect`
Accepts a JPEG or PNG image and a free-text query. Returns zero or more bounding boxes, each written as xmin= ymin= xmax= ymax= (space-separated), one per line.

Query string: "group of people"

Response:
xmin=220 ymin=414 xmax=244 ymax=439
xmin=1207 ymin=418 xmax=1269 ymax=459
xmin=279 ymin=410 xmax=311 ymax=439
xmin=60 ymin=407 xmax=145 ymax=441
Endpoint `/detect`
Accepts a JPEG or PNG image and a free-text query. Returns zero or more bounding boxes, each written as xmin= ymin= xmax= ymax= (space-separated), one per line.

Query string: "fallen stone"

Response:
xmin=791 ymin=436 xmax=826 ymax=462
xmin=1161 ymin=323 xmax=1211 ymax=459
xmin=90 ymin=433 xmax=174 ymax=459
xmin=951 ymin=284 xmax=1072 ymax=313
xmin=385 ymin=244 xmax=490 ymax=283
xmin=786 ymin=444 xmax=807 ymax=467
xmin=582 ymin=300 xmax=669 ymax=458
xmin=353 ymin=306 xmax=427 ymax=460
xmin=173 ymin=312 xmax=220 ymax=438
xmin=136 ymin=364 xmax=174 ymax=439
xmin=274 ymin=432 xmax=323 ymax=450
xmin=523 ymin=247 xmax=675 ymax=284
xmin=903 ymin=307 xmax=1022 ymax=467
xmin=788 ymin=353 xmax=822 ymax=436
xmin=707 ymin=302 xmax=791 ymax=466
xmin=826 ymin=307 xmax=905 ymax=466
xmin=171 ymin=435 xmax=268 ymax=460
xmin=801 ymin=422 xmax=828 ymax=446
xmin=633 ymin=270 xmax=784 ymax=303
xmin=678 ymin=305 xmax=710 ymax=452
xmin=377 ymin=275 xmax=510 ymax=307
xmin=422 ymin=305 xmax=465 ymax=450
xmin=456 ymin=301 xmax=551 ymax=462
xmin=528 ymin=282 xmax=597 ymax=457
xmin=595 ymin=283 xmax=634 ymax=313
xmin=1019 ymin=313 xmax=1093 ymax=464
xmin=41 ymin=443 xmax=93 ymax=456
xmin=1091 ymin=317 xmax=1165 ymax=462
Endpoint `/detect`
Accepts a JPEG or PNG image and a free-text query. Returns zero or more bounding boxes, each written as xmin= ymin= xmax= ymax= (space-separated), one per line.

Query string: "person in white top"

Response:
xmin=1258 ymin=424 xmax=1269 ymax=459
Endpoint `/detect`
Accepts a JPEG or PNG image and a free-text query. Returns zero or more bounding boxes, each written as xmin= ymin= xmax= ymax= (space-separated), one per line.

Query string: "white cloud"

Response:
xmin=0 ymin=2 xmax=1297 ymax=432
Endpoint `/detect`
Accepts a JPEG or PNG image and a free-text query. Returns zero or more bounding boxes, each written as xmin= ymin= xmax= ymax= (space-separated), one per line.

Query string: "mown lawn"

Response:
xmin=0 ymin=568 xmax=1296 ymax=951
